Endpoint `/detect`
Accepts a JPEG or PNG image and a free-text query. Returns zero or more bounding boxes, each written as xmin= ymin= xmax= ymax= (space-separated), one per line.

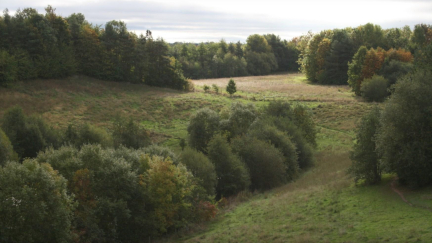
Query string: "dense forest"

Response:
xmin=0 ymin=6 xmax=188 ymax=89
xmin=0 ymin=6 xmax=299 ymax=89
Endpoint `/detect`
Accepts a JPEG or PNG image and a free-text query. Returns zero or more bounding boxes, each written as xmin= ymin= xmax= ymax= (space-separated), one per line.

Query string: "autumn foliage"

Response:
xmin=348 ymin=47 xmax=413 ymax=95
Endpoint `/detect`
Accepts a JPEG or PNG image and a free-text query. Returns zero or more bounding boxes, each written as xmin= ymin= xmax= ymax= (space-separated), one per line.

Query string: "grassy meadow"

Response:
xmin=1 ymin=72 xmax=431 ymax=242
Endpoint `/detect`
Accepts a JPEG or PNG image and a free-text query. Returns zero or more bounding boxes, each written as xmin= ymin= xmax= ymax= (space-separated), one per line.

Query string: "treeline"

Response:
xmin=0 ymin=101 xmax=315 ymax=242
xmin=0 ymin=6 xmax=300 ymax=89
xmin=297 ymin=23 xmax=432 ymax=99
xmin=168 ymin=34 xmax=299 ymax=79
xmin=0 ymin=6 xmax=189 ymax=90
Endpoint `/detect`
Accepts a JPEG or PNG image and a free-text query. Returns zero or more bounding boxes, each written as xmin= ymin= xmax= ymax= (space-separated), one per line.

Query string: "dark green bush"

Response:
xmin=264 ymin=101 xmax=317 ymax=147
xmin=187 ymin=108 xmax=220 ymax=153
xmin=231 ymin=136 xmax=287 ymax=191
xmin=65 ymin=123 xmax=112 ymax=148
xmin=377 ymin=70 xmax=432 ymax=187
xmin=1 ymin=106 xmax=61 ymax=159
xmin=360 ymin=75 xmax=389 ymax=102
xmin=220 ymin=102 xmax=257 ymax=139
xmin=226 ymin=79 xmax=237 ymax=96
xmin=248 ymin=121 xmax=299 ymax=181
xmin=349 ymin=107 xmax=382 ymax=184
xmin=179 ymin=147 xmax=217 ymax=196
xmin=266 ymin=116 xmax=315 ymax=169
xmin=112 ymin=117 xmax=151 ymax=149
xmin=0 ymin=128 xmax=18 ymax=166
xmin=379 ymin=60 xmax=413 ymax=86
xmin=207 ymin=134 xmax=250 ymax=198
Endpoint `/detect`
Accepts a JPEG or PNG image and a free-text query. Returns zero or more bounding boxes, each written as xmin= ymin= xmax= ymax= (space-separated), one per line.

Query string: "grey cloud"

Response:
xmin=2 ymin=0 xmax=432 ymax=43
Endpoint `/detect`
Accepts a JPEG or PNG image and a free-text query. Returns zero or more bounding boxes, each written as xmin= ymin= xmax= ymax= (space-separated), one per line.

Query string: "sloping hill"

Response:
xmin=3 ymin=73 xmax=430 ymax=242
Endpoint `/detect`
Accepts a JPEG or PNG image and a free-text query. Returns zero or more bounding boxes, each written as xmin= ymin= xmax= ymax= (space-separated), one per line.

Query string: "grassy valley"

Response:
xmin=1 ymin=73 xmax=431 ymax=242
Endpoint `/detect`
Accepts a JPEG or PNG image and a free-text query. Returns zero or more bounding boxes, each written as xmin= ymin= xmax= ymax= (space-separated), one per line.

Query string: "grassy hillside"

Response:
xmin=1 ymin=73 xmax=430 ymax=242
xmin=0 ymin=72 xmax=367 ymax=151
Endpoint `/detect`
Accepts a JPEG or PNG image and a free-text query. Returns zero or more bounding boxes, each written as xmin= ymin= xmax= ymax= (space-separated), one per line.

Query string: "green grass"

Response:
xmin=1 ymin=73 xmax=431 ymax=242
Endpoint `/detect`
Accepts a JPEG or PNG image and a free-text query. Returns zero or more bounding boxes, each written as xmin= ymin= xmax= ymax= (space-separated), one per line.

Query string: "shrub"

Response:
xmin=184 ymin=79 xmax=195 ymax=92
xmin=231 ymin=136 xmax=287 ymax=191
xmin=226 ymin=79 xmax=237 ymax=96
xmin=379 ymin=60 xmax=413 ymax=86
xmin=187 ymin=108 xmax=220 ymax=153
xmin=377 ymin=70 xmax=432 ymax=187
xmin=1 ymin=106 xmax=31 ymax=158
xmin=112 ymin=117 xmax=151 ymax=149
xmin=27 ymin=115 xmax=61 ymax=148
xmin=360 ymin=75 xmax=389 ymax=102
xmin=248 ymin=121 xmax=299 ymax=181
xmin=207 ymin=134 xmax=250 ymax=198
xmin=349 ymin=107 xmax=382 ymax=184
xmin=264 ymin=101 xmax=317 ymax=147
xmin=180 ymin=138 xmax=186 ymax=151
xmin=179 ymin=147 xmax=217 ymax=196
xmin=267 ymin=116 xmax=315 ymax=169
xmin=0 ymin=128 xmax=18 ymax=166
xmin=0 ymin=160 xmax=74 ymax=242
xmin=1 ymin=106 xmax=61 ymax=159
xmin=220 ymin=102 xmax=257 ymax=139
xmin=212 ymin=84 xmax=219 ymax=93
xmin=203 ymin=84 xmax=210 ymax=93
xmin=66 ymin=123 xmax=112 ymax=148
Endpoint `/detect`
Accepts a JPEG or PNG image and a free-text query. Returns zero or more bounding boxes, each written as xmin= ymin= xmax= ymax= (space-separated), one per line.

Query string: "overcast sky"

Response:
xmin=1 ymin=0 xmax=432 ymax=43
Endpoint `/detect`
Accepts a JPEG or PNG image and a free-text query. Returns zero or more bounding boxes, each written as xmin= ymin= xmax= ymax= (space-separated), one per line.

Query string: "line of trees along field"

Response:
xmin=0 ymin=6 xmax=299 ymax=89
xmin=297 ymin=23 xmax=432 ymax=101
xmin=168 ymin=34 xmax=299 ymax=79
xmin=0 ymin=6 xmax=188 ymax=89
xmin=2 ymin=6 xmax=431 ymax=96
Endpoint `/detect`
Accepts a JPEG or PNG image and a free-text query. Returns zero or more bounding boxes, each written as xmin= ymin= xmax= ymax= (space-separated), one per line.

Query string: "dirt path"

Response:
xmin=390 ymin=178 xmax=413 ymax=206
xmin=390 ymin=177 xmax=432 ymax=212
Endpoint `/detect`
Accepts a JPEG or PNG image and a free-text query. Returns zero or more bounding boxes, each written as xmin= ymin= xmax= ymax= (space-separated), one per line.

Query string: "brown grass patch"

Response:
xmin=193 ymin=72 xmax=355 ymax=102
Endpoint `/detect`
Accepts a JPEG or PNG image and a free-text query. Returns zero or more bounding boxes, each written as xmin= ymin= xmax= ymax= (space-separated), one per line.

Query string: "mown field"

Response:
xmin=1 ymin=72 xmax=431 ymax=242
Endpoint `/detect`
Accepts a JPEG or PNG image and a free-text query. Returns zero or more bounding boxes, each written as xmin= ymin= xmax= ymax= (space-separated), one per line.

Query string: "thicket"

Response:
xmin=207 ymin=134 xmax=250 ymax=198
xmin=179 ymin=147 xmax=217 ymax=196
xmin=0 ymin=103 xmax=315 ymax=241
xmin=0 ymin=106 xmax=156 ymax=162
xmin=1 ymin=106 xmax=61 ymax=159
xmin=350 ymin=68 xmax=432 ymax=187
xmin=187 ymin=101 xmax=316 ymax=192
xmin=34 ymin=144 xmax=215 ymax=242
xmin=0 ymin=6 xmax=187 ymax=90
